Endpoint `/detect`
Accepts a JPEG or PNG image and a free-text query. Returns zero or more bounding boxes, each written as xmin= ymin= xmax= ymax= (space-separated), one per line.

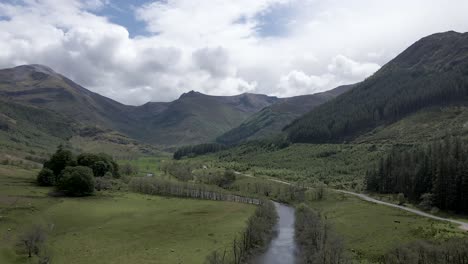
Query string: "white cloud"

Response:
xmin=0 ymin=0 xmax=468 ymax=104
xmin=278 ymin=70 xmax=334 ymax=96
xmin=327 ymin=55 xmax=380 ymax=81
xmin=192 ymin=47 xmax=235 ymax=78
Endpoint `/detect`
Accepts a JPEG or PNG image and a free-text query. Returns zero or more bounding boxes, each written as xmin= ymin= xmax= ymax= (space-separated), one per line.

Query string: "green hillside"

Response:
xmin=286 ymin=31 xmax=468 ymax=143
xmin=217 ymin=85 xmax=354 ymax=145
xmin=0 ymin=99 xmax=75 ymax=160
xmin=356 ymin=106 xmax=468 ymax=144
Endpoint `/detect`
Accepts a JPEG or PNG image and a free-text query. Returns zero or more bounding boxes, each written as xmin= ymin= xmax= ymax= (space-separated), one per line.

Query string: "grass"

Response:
xmin=118 ymin=156 xmax=170 ymax=177
xmin=0 ymin=164 xmax=255 ymax=264
xmin=308 ymin=190 xmax=468 ymax=263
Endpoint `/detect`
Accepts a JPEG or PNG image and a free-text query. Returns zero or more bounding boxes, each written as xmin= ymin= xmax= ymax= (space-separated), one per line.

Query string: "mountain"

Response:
xmin=0 ymin=65 xmax=280 ymax=154
xmin=216 ymin=85 xmax=354 ymax=145
xmin=286 ymin=31 xmax=468 ymax=144
xmin=132 ymin=91 xmax=280 ymax=147
xmin=0 ymin=64 xmax=138 ymax=131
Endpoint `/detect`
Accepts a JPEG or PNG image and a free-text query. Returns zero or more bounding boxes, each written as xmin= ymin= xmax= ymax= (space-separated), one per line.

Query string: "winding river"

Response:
xmin=253 ymin=202 xmax=298 ymax=264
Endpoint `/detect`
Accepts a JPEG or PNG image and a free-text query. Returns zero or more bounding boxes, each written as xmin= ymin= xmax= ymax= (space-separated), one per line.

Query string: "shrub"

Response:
xmin=56 ymin=166 xmax=95 ymax=196
xmin=95 ymin=176 xmax=113 ymax=191
xmin=37 ymin=168 xmax=55 ymax=186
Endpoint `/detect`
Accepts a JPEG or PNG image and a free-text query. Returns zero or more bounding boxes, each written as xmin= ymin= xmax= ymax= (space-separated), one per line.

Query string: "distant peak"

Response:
xmin=419 ymin=30 xmax=466 ymax=42
xmin=14 ymin=64 xmax=57 ymax=75
xmin=179 ymin=90 xmax=204 ymax=99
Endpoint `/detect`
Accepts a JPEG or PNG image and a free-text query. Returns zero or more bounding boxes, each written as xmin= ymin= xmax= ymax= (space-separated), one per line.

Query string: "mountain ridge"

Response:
xmin=0 ymin=64 xmax=281 ymax=149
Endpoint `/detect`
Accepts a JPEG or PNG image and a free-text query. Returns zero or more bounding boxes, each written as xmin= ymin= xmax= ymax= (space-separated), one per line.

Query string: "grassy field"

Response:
xmin=0 ymin=165 xmax=255 ymax=264
xmin=190 ymin=143 xmax=390 ymax=190
xmin=118 ymin=156 xmax=171 ymax=178
xmin=308 ymin=190 xmax=467 ymax=263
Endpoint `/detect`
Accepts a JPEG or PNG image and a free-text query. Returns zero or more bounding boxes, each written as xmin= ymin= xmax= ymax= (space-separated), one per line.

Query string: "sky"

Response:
xmin=1 ymin=0 xmax=468 ymax=105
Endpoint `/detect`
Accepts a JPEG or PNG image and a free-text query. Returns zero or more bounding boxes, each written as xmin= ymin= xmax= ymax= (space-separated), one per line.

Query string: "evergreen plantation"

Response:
xmin=366 ymin=137 xmax=468 ymax=214
xmin=286 ymin=31 xmax=468 ymax=143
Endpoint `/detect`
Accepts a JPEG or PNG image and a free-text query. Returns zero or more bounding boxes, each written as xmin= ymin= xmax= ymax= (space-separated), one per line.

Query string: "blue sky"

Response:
xmin=91 ymin=0 xmax=296 ymax=38
xmin=1 ymin=0 xmax=468 ymax=104
xmin=93 ymin=0 xmax=150 ymax=37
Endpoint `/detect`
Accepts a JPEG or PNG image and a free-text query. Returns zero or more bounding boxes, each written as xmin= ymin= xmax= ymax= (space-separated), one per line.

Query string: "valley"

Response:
xmin=2 ymin=30 xmax=468 ymax=264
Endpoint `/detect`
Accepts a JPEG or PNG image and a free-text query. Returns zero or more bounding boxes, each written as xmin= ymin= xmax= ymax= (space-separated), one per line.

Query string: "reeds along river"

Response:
xmin=253 ymin=202 xmax=298 ymax=264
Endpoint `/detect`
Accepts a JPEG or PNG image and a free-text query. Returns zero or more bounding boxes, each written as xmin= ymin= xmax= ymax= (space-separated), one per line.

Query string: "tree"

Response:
xmin=419 ymin=193 xmax=434 ymax=211
xmin=77 ymin=153 xmax=119 ymax=178
xmin=16 ymin=225 xmax=46 ymax=258
xmin=37 ymin=168 xmax=55 ymax=186
xmin=43 ymin=145 xmax=76 ymax=177
xmin=397 ymin=193 xmax=406 ymax=205
xmin=56 ymin=166 xmax=95 ymax=196
xmin=91 ymin=161 xmax=110 ymax=177
xmin=121 ymin=163 xmax=138 ymax=176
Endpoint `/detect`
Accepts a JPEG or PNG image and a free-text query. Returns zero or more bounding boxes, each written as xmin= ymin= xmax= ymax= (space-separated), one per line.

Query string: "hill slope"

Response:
xmin=286 ymin=31 xmax=468 ymax=143
xmin=0 ymin=64 xmax=136 ymax=132
xmin=133 ymin=91 xmax=280 ymax=147
xmin=217 ymin=85 xmax=354 ymax=145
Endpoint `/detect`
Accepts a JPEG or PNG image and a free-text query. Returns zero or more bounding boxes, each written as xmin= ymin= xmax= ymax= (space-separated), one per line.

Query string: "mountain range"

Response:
xmin=0 ymin=64 xmax=345 ymax=156
xmin=1 ymin=31 xmax=468 ymax=158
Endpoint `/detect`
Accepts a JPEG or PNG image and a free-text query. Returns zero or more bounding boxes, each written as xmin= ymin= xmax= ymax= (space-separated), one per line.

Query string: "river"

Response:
xmin=252 ymin=202 xmax=298 ymax=264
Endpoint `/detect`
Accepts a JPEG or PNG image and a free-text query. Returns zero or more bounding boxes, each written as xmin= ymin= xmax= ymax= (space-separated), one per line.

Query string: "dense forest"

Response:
xmin=286 ymin=32 xmax=468 ymax=143
xmin=173 ymin=143 xmax=227 ymax=160
xmin=366 ymin=137 xmax=468 ymax=213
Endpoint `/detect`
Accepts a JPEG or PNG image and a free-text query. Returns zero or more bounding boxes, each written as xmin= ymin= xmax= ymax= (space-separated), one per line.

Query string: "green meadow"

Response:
xmin=0 ymin=164 xmax=255 ymax=264
xmin=308 ymin=190 xmax=467 ymax=263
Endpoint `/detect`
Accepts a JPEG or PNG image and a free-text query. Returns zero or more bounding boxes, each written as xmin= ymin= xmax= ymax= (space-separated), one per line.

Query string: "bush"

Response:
xmin=37 ymin=168 xmax=55 ymax=186
xmin=95 ymin=176 xmax=113 ymax=191
xmin=56 ymin=166 xmax=95 ymax=196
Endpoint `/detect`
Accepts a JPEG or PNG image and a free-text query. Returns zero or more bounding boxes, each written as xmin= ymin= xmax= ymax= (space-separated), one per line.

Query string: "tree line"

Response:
xmin=295 ymin=204 xmax=350 ymax=264
xmin=173 ymin=143 xmax=227 ymax=160
xmin=129 ymin=177 xmax=260 ymax=205
xmin=383 ymin=238 xmax=468 ymax=264
xmin=228 ymin=178 xmax=307 ymax=204
xmin=366 ymin=137 xmax=468 ymax=213
xmin=161 ymin=161 xmax=237 ymax=187
xmin=205 ymin=200 xmax=277 ymax=264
